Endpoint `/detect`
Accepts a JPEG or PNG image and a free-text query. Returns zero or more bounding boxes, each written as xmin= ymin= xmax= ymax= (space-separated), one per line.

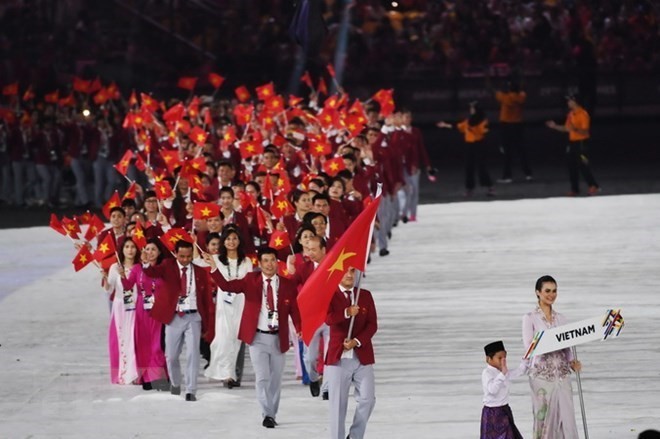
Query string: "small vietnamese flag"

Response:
xmin=90 ymin=77 xmax=103 ymax=93
xmin=160 ymin=228 xmax=193 ymax=253
xmin=134 ymin=153 xmax=146 ymax=172
xmin=159 ymin=149 xmax=181 ymax=173
xmin=208 ymin=72 xmax=225 ymax=89
xmin=93 ymin=88 xmax=110 ymax=105
xmin=193 ymin=202 xmax=220 ymax=220
xmin=132 ymin=222 xmax=147 ymax=250
xmin=102 ymin=191 xmax=122 ymax=220
xmin=203 ymin=108 xmax=213 ymax=127
xmin=189 ymin=126 xmax=208 ymax=146
xmin=94 ymin=233 xmax=117 ymax=262
xmin=84 ymin=214 xmax=106 ymax=242
xmin=308 ymin=134 xmax=331 ymax=157
xmin=300 ymin=71 xmax=313 ymax=88
xmin=323 ymin=156 xmax=346 ymax=176
xmin=288 ymin=95 xmax=303 ymax=107
xmin=265 ymin=95 xmax=285 ymax=113
xmin=140 ymin=93 xmax=159 ymax=112
xmin=278 ymin=260 xmax=293 ymax=279
xmin=255 ymin=82 xmax=275 ymax=101
xmin=239 ymin=140 xmax=263 ymax=159
xmin=72 ymin=77 xmax=91 ymax=94
xmin=223 ymin=126 xmax=237 ymax=143
xmin=317 ymin=78 xmax=328 ymax=96
xmin=49 ymin=214 xmax=66 ymax=236
xmin=163 ymin=102 xmax=185 ymax=122
xmin=154 ymin=180 xmax=174 ymax=200
xmin=73 ymin=245 xmax=94 ymax=272
xmin=107 ymin=82 xmax=121 ymax=100
xmin=188 ymin=96 xmax=200 ymax=118
xmin=58 ymin=94 xmax=75 ymax=107
xmin=128 ymin=90 xmax=138 ymax=107
xmin=233 ymin=104 xmax=253 ymax=126
xmin=326 ymin=63 xmax=336 ymax=78
xmin=61 ymin=216 xmax=81 ymax=239
xmin=22 ymin=86 xmax=35 ymax=101
xmin=123 ymin=181 xmax=138 ymax=201
xmin=114 ymin=150 xmax=134 ymax=176
xmin=2 ymin=82 xmax=18 ymax=96
xmin=269 ymin=230 xmax=291 ymax=250
xmin=235 ymin=86 xmax=251 ymax=102
xmin=271 ymin=193 xmax=293 ymax=219
xmin=177 ymin=76 xmax=198 ymax=91
xmin=44 ymin=90 xmax=59 ymax=104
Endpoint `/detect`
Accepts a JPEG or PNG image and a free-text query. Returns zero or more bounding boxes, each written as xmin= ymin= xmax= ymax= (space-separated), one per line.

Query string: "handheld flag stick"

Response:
xmin=572 ymin=346 xmax=589 ymax=439
xmin=346 ymin=270 xmax=364 ymax=340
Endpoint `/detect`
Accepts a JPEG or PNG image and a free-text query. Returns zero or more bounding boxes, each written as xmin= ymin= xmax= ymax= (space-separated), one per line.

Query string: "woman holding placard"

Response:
xmin=522 ymin=275 xmax=582 ymax=439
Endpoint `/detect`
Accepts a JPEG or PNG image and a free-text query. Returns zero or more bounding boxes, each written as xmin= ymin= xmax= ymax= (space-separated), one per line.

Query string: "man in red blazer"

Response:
xmin=205 ymin=247 xmax=301 ymax=429
xmin=325 ymin=267 xmax=378 ymax=439
xmin=141 ymin=240 xmax=214 ymax=402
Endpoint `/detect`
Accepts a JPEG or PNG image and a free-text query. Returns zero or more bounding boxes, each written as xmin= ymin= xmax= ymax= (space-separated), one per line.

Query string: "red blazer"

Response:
xmin=325 ymin=288 xmax=377 ymax=366
xmin=142 ymin=260 xmax=214 ymax=341
xmin=209 ymin=271 xmax=301 ymax=353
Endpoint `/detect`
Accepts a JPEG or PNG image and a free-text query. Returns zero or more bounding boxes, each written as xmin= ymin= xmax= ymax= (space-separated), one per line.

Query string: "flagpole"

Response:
xmin=572 ymin=346 xmax=589 ymax=439
xmin=346 ymin=270 xmax=363 ymax=340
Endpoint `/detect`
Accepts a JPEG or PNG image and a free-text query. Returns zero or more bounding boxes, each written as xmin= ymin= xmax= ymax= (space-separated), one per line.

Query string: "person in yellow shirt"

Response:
xmin=437 ymin=101 xmax=494 ymax=197
xmin=494 ymin=80 xmax=532 ymax=183
xmin=546 ymin=94 xmax=600 ymax=196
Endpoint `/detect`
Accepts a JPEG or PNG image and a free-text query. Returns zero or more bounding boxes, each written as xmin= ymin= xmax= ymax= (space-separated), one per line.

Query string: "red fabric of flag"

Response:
xmin=102 ymin=191 xmax=122 ymax=220
xmin=22 ymin=87 xmax=35 ymax=101
xmin=160 ymin=228 xmax=193 ymax=253
xmin=300 ymin=71 xmax=313 ymax=88
xmin=61 ymin=216 xmax=81 ymax=239
xmin=177 ymin=77 xmax=198 ymax=91
xmin=271 ymin=193 xmax=293 ymax=219
xmin=193 ymin=202 xmax=220 ymax=220
xmin=49 ymin=214 xmax=66 ymax=236
xmin=154 ymin=180 xmax=174 ymax=200
xmin=268 ymin=230 xmax=291 ymax=250
xmin=44 ymin=90 xmax=59 ymax=104
xmin=297 ymin=192 xmax=382 ymax=344
xmin=189 ymin=126 xmax=208 ymax=146
xmin=208 ymin=72 xmax=225 ymax=89
xmin=132 ymin=222 xmax=147 ymax=250
xmin=73 ymin=245 xmax=94 ymax=272
xmin=94 ymin=233 xmax=117 ymax=262
xmin=235 ymin=86 xmax=251 ymax=102
xmin=255 ymin=82 xmax=275 ymax=101
xmin=326 ymin=63 xmax=336 ymax=78
xmin=72 ymin=77 xmax=92 ymax=94
xmin=323 ymin=157 xmax=346 ymax=176
xmin=114 ymin=150 xmax=134 ymax=176
xmin=123 ymin=181 xmax=138 ymax=201
xmin=2 ymin=82 xmax=18 ymax=96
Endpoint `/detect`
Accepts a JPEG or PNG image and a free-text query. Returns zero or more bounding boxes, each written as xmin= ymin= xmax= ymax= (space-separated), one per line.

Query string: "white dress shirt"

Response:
xmin=257 ymin=274 xmax=278 ymax=331
xmin=481 ymin=362 xmax=528 ymax=407
xmin=176 ymin=261 xmax=197 ymax=312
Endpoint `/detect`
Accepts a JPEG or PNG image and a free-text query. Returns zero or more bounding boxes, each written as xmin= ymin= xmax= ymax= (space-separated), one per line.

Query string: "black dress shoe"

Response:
xmin=322 ymin=391 xmax=329 ymax=400
xmin=379 ymin=248 xmax=390 ymax=257
xmin=262 ymin=416 xmax=276 ymax=428
xmin=170 ymin=385 xmax=181 ymax=395
xmin=185 ymin=393 xmax=196 ymax=401
xmin=142 ymin=382 xmax=153 ymax=391
xmin=309 ymin=380 xmax=320 ymax=397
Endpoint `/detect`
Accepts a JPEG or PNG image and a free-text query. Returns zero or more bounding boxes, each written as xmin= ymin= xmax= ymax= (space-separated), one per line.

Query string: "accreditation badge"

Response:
xmin=268 ymin=310 xmax=279 ymax=331
xmin=143 ymin=294 xmax=154 ymax=310
xmin=123 ymin=290 xmax=135 ymax=311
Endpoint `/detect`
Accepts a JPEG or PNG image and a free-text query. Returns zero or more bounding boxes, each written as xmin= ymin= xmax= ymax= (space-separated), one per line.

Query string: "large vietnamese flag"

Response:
xmin=297 ymin=187 xmax=381 ymax=344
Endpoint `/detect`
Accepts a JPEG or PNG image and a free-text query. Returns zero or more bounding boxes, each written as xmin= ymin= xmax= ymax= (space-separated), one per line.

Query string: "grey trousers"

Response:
xmin=304 ymin=323 xmax=330 ymax=391
xmin=249 ymin=332 xmax=285 ymax=419
xmin=376 ymin=195 xmax=392 ymax=250
xmin=326 ymin=358 xmax=375 ymax=439
xmin=70 ymin=157 xmax=90 ymax=205
xmin=399 ymin=169 xmax=420 ymax=219
xmin=165 ymin=312 xmax=201 ymax=394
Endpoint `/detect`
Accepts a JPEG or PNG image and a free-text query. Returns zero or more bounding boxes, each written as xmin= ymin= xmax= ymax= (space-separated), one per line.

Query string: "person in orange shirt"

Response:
xmin=546 ymin=94 xmax=600 ymax=196
xmin=437 ymin=101 xmax=494 ymax=197
xmin=494 ymin=80 xmax=532 ymax=183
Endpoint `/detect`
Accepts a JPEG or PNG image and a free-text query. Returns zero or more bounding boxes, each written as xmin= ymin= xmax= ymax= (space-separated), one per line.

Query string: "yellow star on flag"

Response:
xmin=99 ymin=242 xmax=109 ymax=253
xmin=201 ymin=207 xmax=211 ymax=217
xmin=327 ymin=248 xmax=356 ymax=279
xmin=246 ymin=144 xmax=255 ymax=152
xmin=315 ymin=145 xmax=324 ymax=152
xmin=197 ymin=134 xmax=205 ymax=142
xmin=108 ymin=202 xmax=117 ymax=208
xmin=330 ymin=163 xmax=339 ymax=171
xmin=277 ymin=200 xmax=288 ymax=211
xmin=67 ymin=224 xmax=76 ymax=231
xmin=274 ymin=237 xmax=283 ymax=247
xmin=175 ymin=234 xmax=184 ymax=240
xmin=159 ymin=186 xmax=167 ymax=194
xmin=134 ymin=228 xmax=144 ymax=240
xmin=168 ymin=236 xmax=179 ymax=243
xmin=120 ymin=160 xmax=129 ymax=168
xmin=79 ymin=254 xmax=87 ymax=264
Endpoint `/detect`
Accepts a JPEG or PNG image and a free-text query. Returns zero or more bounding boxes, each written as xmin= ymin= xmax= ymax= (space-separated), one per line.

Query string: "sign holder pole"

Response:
xmin=572 ymin=346 xmax=589 ymax=439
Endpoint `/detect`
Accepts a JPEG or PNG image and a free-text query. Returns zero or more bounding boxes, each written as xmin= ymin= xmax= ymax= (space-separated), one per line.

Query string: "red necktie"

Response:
xmin=266 ymin=278 xmax=274 ymax=310
xmin=178 ymin=266 xmax=188 ymax=317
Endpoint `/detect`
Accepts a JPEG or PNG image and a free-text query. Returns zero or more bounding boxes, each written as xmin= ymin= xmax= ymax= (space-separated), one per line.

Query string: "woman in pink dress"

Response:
xmin=104 ymin=238 xmax=139 ymax=384
xmin=121 ymin=238 xmax=169 ymax=390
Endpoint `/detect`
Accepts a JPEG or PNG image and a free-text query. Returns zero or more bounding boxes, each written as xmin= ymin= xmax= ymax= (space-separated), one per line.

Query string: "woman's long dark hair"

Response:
xmin=292 ymin=223 xmax=317 ymax=254
xmin=118 ymin=237 xmax=140 ymax=265
xmin=218 ymin=225 xmax=247 ymax=266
